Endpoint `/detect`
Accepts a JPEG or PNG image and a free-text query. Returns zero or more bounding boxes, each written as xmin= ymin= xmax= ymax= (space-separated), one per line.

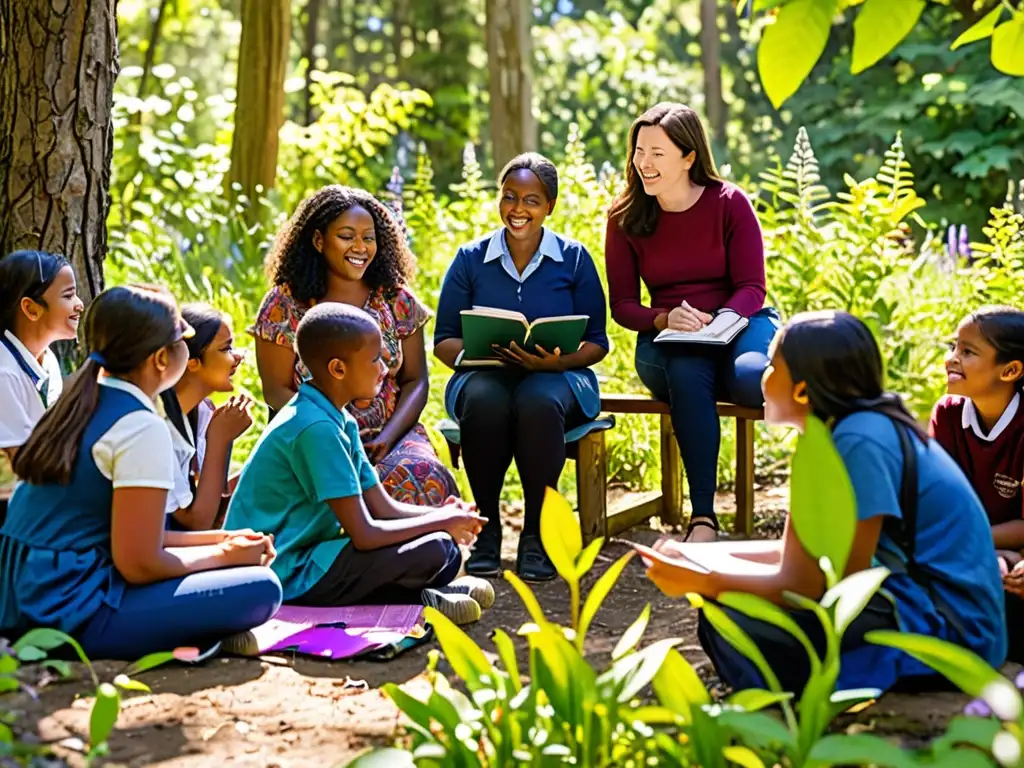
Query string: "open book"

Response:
xmin=457 ymin=306 xmax=588 ymax=367
xmin=655 ymin=309 xmax=748 ymax=346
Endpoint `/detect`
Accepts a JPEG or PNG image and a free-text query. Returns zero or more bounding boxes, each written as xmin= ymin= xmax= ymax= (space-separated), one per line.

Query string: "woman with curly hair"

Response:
xmin=251 ymin=185 xmax=458 ymax=507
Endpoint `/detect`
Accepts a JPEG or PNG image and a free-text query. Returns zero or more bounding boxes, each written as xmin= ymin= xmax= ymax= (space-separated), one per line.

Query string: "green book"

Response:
xmin=457 ymin=307 xmax=589 ymax=367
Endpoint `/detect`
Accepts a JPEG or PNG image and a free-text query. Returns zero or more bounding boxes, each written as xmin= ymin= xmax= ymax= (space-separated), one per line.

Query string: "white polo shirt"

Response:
xmin=0 ymin=330 xmax=64 ymax=449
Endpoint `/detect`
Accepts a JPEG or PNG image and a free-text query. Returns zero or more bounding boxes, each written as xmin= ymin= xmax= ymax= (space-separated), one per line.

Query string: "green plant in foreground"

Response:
xmin=1 ymin=629 xmax=179 ymax=764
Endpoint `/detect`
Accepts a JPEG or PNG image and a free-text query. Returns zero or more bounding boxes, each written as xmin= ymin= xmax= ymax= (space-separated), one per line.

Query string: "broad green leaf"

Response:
xmin=820 ymin=566 xmax=890 ymax=637
xmin=851 ymin=0 xmax=926 ymax=74
xmin=702 ymin=602 xmax=784 ymax=693
xmin=41 ymin=659 xmax=72 ymax=679
xmin=723 ymin=745 xmax=766 ymax=768
xmin=807 ymin=733 xmax=917 ymax=767
xmin=932 ymin=715 xmax=1002 ymax=753
xmin=89 ymin=682 xmax=121 ymax=748
xmin=827 ymin=688 xmax=881 ymax=720
xmin=574 ymin=538 xmax=603 ymax=578
xmin=505 ymin=570 xmax=549 ymax=629
xmin=620 ymin=704 xmax=683 ymax=726
xmin=789 ymin=414 xmax=856 ymax=578
xmin=124 ymin=651 xmax=177 ymax=676
xmin=717 ymin=710 xmax=797 ymax=751
xmin=381 ymin=682 xmax=437 ymax=734
xmin=866 ymin=630 xmax=1012 ymax=700
xmin=0 ymin=654 xmax=18 ymax=673
xmin=929 ymin=748 xmax=1004 ymax=768
xmin=113 ymin=675 xmax=151 ymax=693
xmin=577 ymin=551 xmax=634 ymax=649
xmin=617 ymin=637 xmax=681 ymax=703
xmin=718 ymin=592 xmax=820 ymax=674
xmin=539 ymin=487 xmax=582 ymax=584
xmin=14 ymin=628 xmax=73 ymax=653
xmin=0 ymin=678 xmax=19 ymax=694
xmin=727 ymin=689 xmax=794 ymax=712
xmin=16 ymin=646 xmax=47 ymax=662
xmin=346 ymin=747 xmax=417 ymax=767
xmin=491 ymin=629 xmax=522 ymax=692
xmin=652 ymin=648 xmax=709 ymax=720
xmin=757 ymin=0 xmax=838 ymax=109
xmin=530 ymin=624 xmax=594 ymax=724
xmin=992 ymin=16 xmax=1024 ymax=77
xmin=952 ymin=5 xmax=1005 ymax=50
xmin=612 ymin=604 xmax=651 ymax=660
xmin=423 ymin=606 xmax=493 ymax=692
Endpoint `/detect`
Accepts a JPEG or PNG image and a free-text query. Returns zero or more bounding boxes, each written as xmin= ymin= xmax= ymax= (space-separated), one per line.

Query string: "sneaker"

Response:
xmin=466 ymin=529 xmax=502 ymax=577
xmin=219 ymin=630 xmax=259 ymax=657
xmin=421 ymin=587 xmax=482 ymax=625
xmin=516 ymin=534 xmax=556 ymax=582
xmin=439 ymin=575 xmax=495 ymax=610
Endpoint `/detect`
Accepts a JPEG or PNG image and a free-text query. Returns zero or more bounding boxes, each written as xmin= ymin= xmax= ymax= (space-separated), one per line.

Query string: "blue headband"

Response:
xmin=88 ymin=351 xmax=107 ymax=366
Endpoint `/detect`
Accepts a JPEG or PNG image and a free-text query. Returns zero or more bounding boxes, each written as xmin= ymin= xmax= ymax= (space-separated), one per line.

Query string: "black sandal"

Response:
xmin=684 ymin=516 xmax=719 ymax=541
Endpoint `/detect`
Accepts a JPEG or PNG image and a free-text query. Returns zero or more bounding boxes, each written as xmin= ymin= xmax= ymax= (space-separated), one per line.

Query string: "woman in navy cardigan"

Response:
xmin=433 ymin=153 xmax=609 ymax=582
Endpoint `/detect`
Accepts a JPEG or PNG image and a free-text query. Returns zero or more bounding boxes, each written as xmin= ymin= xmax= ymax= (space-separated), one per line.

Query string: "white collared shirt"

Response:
xmin=165 ymin=398 xmax=215 ymax=515
xmin=962 ymin=392 xmax=1021 ymax=442
xmin=483 ymin=227 xmax=564 ymax=288
xmin=90 ymin=377 xmax=176 ymax=491
xmin=0 ymin=330 xmax=64 ymax=449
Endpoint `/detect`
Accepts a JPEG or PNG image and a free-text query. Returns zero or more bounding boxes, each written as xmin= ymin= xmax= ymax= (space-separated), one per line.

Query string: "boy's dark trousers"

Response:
xmin=292 ymin=531 xmax=462 ymax=606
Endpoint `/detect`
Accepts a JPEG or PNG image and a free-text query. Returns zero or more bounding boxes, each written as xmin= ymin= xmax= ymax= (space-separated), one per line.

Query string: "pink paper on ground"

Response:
xmin=250 ymin=604 xmax=424 ymax=656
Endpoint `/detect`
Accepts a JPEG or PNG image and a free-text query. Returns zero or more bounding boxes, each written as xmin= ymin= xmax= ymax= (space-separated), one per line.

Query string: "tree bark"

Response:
xmin=227 ymin=0 xmax=290 ymax=208
xmin=302 ymin=0 xmax=322 ymax=125
xmin=700 ymin=0 xmax=727 ymax=153
xmin=485 ymin=0 xmax=535 ymax=170
xmin=0 ymin=0 xmax=118 ymax=307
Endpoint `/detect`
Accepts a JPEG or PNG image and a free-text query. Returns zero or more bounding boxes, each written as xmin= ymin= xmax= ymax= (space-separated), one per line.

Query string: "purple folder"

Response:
xmin=249 ymin=604 xmax=425 ymax=659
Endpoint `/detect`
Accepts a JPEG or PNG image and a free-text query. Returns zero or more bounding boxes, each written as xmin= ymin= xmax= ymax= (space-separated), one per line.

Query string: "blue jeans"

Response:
xmin=77 ymin=566 xmax=282 ymax=660
xmin=635 ymin=307 xmax=781 ymax=524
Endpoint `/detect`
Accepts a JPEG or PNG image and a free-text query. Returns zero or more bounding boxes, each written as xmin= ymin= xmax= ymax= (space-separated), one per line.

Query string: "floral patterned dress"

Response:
xmin=251 ymin=284 xmax=459 ymax=506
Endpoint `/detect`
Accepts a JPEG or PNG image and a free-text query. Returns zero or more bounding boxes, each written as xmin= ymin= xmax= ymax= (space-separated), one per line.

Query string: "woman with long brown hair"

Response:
xmin=606 ymin=102 xmax=781 ymax=542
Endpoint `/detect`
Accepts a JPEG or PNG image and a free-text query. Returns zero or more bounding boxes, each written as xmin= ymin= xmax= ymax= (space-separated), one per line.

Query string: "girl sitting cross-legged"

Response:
xmin=161 ymin=304 xmax=254 ymax=531
xmin=0 ymin=285 xmax=282 ymax=660
xmin=641 ymin=310 xmax=1006 ymax=695
xmin=929 ymin=306 xmax=1024 ymax=661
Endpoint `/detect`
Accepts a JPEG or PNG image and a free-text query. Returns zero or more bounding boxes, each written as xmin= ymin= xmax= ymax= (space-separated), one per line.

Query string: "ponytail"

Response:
xmin=14 ymin=285 xmax=185 ymax=485
xmin=14 ymin=360 xmax=103 ymax=484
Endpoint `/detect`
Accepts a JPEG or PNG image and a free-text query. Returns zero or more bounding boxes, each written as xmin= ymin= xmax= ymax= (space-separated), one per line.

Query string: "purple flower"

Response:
xmin=958 ymin=224 xmax=971 ymax=260
xmin=965 ymin=698 xmax=993 ymax=717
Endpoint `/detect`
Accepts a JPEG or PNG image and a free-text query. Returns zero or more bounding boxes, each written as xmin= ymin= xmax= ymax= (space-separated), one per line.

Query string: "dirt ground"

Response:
xmin=4 ymin=485 xmax=1001 ymax=767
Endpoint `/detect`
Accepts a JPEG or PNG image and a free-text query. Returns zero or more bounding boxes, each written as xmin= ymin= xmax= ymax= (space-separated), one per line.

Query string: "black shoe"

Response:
xmin=516 ymin=534 xmax=556 ymax=582
xmin=466 ymin=530 xmax=502 ymax=576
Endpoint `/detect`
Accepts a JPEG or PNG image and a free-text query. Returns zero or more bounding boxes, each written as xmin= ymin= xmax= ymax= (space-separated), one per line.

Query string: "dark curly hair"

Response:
xmin=265 ymin=185 xmax=415 ymax=304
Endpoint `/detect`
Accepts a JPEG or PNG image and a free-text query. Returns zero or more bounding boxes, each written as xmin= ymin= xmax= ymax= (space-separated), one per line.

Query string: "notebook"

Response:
xmin=458 ymin=306 xmax=588 ymax=366
xmin=654 ymin=310 xmax=748 ymax=346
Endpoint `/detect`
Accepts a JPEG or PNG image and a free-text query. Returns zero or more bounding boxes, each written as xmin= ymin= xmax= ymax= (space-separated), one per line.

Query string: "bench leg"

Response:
xmin=577 ymin=430 xmax=608 ymax=544
xmin=735 ymin=418 xmax=755 ymax=537
xmin=660 ymin=414 xmax=683 ymax=527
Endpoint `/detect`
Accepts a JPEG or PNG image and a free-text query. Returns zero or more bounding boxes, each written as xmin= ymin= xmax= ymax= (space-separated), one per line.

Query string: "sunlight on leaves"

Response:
xmin=540 ymin=486 xmax=582 ymax=584
xmin=851 ymin=0 xmax=926 ymax=74
xmin=612 ymin=604 xmax=651 ymax=661
xmin=757 ymin=0 xmax=838 ymax=108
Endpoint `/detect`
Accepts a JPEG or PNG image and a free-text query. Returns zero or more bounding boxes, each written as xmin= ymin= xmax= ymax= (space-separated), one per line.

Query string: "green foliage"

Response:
xmin=1 ymin=628 xmax=177 ymax=763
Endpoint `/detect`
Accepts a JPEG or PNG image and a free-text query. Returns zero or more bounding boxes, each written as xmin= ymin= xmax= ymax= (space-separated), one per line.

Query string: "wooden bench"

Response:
xmin=575 ymin=394 xmax=763 ymax=544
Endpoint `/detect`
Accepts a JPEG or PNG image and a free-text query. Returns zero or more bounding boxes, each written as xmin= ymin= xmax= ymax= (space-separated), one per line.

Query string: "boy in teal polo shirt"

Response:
xmin=227 ymin=303 xmax=494 ymax=625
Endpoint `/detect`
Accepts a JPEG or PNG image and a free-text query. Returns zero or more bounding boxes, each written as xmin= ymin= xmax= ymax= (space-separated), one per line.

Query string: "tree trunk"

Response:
xmin=227 ymin=0 xmax=290 ymax=208
xmin=302 ymin=0 xmax=322 ymax=125
xmin=485 ymin=0 xmax=535 ymax=170
xmin=700 ymin=0 xmax=727 ymax=153
xmin=0 ymin=0 xmax=118 ymax=307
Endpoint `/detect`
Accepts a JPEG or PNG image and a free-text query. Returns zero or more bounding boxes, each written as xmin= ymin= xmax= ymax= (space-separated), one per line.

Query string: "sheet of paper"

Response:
xmin=251 ymin=604 xmax=424 ymax=652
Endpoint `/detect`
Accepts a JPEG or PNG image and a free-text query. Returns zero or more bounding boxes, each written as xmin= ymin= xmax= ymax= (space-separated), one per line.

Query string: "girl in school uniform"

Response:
xmin=0 ymin=285 xmax=282 ymax=659
xmin=161 ymin=304 xmax=254 ymax=531
xmin=929 ymin=306 xmax=1024 ymax=660
xmin=0 ymin=251 xmax=84 ymax=463
xmin=641 ymin=310 xmax=1006 ymax=695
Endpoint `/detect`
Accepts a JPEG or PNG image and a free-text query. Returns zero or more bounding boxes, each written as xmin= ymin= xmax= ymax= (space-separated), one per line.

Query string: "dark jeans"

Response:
xmin=78 ymin=566 xmax=282 ymax=660
xmin=697 ymin=593 xmax=899 ymax=695
xmin=1006 ymin=593 xmax=1024 ymax=664
xmin=454 ymin=370 xmax=583 ymax=539
xmin=293 ymin=531 xmax=462 ymax=606
xmin=636 ymin=307 xmax=781 ymax=524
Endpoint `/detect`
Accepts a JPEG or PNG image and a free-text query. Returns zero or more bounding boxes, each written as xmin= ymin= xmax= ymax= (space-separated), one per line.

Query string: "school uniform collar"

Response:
xmin=483 ymin=227 xmax=563 ymax=264
xmin=298 ymin=382 xmax=347 ymax=428
xmin=2 ymin=329 xmax=49 ymax=386
xmin=98 ymin=376 xmax=162 ymax=415
xmin=962 ymin=392 xmax=1020 ymax=442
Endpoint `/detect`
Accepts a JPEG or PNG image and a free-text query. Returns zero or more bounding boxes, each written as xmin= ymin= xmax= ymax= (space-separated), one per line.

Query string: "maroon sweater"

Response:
xmin=930 ymin=394 xmax=1024 ymax=526
xmin=604 ymin=181 xmax=767 ymax=331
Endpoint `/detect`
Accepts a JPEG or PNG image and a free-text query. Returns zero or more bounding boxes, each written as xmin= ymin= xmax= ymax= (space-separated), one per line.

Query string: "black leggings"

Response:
xmin=455 ymin=370 xmax=583 ymax=538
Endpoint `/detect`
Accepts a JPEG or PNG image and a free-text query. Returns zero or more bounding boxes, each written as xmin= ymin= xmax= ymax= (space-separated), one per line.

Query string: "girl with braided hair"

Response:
xmin=252 ymin=185 xmax=458 ymax=507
